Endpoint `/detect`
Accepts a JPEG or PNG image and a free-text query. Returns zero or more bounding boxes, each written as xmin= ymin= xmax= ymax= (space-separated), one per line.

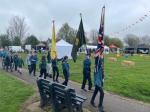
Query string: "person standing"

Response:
xmin=62 ymin=56 xmax=70 ymax=86
xmin=81 ymin=54 xmax=92 ymax=91
xmin=30 ymin=51 xmax=38 ymax=76
xmin=39 ymin=55 xmax=47 ymax=79
xmin=90 ymin=55 xmax=104 ymax=112
xmin=10 ymin=52 xmax=14 ymax=72
xmin=17 ymin=55 xmax=24 ymax=74
xmin=26 ymin=53 xmax=31 ymax=74
xmin=5 ymin=52 xmax=10 ymax=72
xmin=52 ymin=57 xmax=60 ymax=82
xmin=13 ymin=52 xmax=19 ymax=71
xmin=47 ymin=51 xmax=52 ymax=78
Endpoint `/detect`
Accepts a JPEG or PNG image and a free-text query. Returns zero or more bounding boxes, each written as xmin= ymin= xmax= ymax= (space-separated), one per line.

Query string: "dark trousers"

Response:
xmin=30 ymin=64 xmax=36 ymax=75
xmin=62 ymin=70 xmax=69 ymax=86
xmin=91 ymin=85 xmax=104 ymax=107
xmin=81 ymin=70 xmax=92 ymax=90
xmin=28 ymin=65 xmax=31 ymax=74
xmin=6 ymin=64 xmax=9 ymax=72
xmin=15 ymin=64 xmax=17 ymax=71
xmin=39 ymin=69 xmax=47 ymax=79
xmin=10 ymin=63 xmax=13 ymax=72
xmin=52 ymin=66 xmax=59 ymax=81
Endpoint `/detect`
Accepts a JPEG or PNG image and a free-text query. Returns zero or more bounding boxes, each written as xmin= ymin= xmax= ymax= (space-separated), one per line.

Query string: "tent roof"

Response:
xmin=109 ymin=44 xmax=117 ymax=48
xmin=56 ymin=39 xmax=72 ymax=46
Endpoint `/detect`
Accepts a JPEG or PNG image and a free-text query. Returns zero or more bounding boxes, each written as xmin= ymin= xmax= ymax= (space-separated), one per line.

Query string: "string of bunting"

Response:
xmin=110 ymin=10 xmax=150 ymax=36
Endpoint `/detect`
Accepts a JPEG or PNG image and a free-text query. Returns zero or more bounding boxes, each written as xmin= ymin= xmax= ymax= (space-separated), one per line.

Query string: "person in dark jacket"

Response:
xmin=29 ymin=51 xmax=38 ymax=76
xmin=52 ymin=57 xmax=60 ymax=82
xmin=17 ymin=55 xmax=24 ymax=74
xmin=39 ymin=55 xmax=47 ymax=79
xmin=5 ymin=53 xmax=10 ymax=72
xmin=90 ymin=55 xmax=104 ymax=112
xmin=10 ymin=52 xmax=14 ymax=72
xmin=81 ymin=54 xmax=92 ymax=91
xmin=62 ymin=56 xmax=70 ymax=86
xmin=13 ymin=52 xmax=19 ymax=71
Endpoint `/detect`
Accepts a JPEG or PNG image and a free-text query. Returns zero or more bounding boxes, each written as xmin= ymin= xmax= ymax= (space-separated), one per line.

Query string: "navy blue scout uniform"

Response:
xmin=5 ymin=54 xmax=11 ymax=71
xmin=81 ymin=55 xmax=92 ymax=90
xmin=90 ymin=56 xmax=104 ymax=111
xmin=52 ymin=58 xmax=59 ymax=82
xmin=39 ymin=56 xmax=47 ymax=79
xmin=62 ymin=56 xmax=70 ymax=86
xmin=29 ymin=53 xmax=38 ymax=76
xmin=13 ymin=54 xmax=19 ymax=71
xmin=10 ymin=53 xmax=14 ymax=72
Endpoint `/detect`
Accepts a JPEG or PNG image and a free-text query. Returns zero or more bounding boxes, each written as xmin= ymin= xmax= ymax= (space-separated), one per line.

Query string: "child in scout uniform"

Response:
xmin=52 ymin=56 xmax=60 ymax=82
xmin=17 ymin=55 xmax=24 ymax=74
xmin=81 ymin=54 xmax=92 ymax=91
xmin=90 ymin=55 xmax=104 ymax=112
xmin=39 ymin=55 xmax=47 ymax=79
xmin=13 ymin=52 xmax=19 ymax=71
xmin=62 ymin=56 xmax=70 ymax=86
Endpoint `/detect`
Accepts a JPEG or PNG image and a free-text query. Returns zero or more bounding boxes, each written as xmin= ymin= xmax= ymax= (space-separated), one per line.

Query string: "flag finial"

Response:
xmin=80 ymin=13 xmax=82 ymax=18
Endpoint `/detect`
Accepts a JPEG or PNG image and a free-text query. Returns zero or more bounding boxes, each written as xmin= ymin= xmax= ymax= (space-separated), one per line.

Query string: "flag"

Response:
xmin=51 ymin=21 xmax=57 ymax=59
xmin=94 ymin=6 xmax=105 ymax=86
xmin=95 ymin=6 xmax=105 ymax=57
xmin=71 ymin=16 xmax=86 ymax=62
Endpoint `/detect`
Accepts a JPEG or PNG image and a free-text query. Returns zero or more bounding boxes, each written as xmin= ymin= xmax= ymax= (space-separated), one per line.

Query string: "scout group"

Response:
xmin=0 ymin=48 xmax=104 ymax=112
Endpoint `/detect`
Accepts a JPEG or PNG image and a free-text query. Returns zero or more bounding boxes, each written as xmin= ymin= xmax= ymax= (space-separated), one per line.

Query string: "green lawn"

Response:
xmin=0 ymin=70 xmax=34 ymax=112
xmin=21 ymin=53 xmax=150 ymax=103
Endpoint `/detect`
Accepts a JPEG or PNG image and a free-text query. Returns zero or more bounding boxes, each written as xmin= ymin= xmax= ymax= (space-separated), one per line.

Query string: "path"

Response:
xmin=1 ymin=67 xmax=150 ymax=112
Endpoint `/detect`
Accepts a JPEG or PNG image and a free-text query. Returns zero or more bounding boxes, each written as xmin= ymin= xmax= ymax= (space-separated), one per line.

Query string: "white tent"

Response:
xmin=56 ymin=39 xmax=73 ymax=59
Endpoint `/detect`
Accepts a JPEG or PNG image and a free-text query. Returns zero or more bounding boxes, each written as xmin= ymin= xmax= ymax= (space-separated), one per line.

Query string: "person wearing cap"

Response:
xmin=81 ymin=54 xmax=92 ymax=91
xmin=62 ymin=56 xmax=70 ymax=86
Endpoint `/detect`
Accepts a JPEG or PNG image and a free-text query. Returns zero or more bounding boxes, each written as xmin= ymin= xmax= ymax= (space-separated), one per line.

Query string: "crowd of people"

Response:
xmin=0 ymin=48 xmax=104 ymax=112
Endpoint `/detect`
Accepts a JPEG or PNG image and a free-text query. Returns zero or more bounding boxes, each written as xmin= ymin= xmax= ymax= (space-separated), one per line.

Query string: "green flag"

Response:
xmin=71 ymin=17 xmax=86 ymax=62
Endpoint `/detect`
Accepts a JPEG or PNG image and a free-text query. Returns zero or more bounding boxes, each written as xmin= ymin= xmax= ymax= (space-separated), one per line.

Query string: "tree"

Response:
xmin=0 ymin=34 xmax=11 ymax=47
xmin=109 ymin=38 xmax=123 ymax=48
xmin=104 ymin=35 xmax=110 ymax=46
xmin=124 ymin=34 xmax=140 ymax=48
xmin=57 ymin=23 xmax=77 ymax=44
xmin=140 ymin=35 xmax=150 ymax=47
xmin=25 ymin=35 xmax=39 ymax=46
xmin=12 ymin=36 xmax=21 ymax=46
xmin=7 ymin=16 xmax=28 ymax=45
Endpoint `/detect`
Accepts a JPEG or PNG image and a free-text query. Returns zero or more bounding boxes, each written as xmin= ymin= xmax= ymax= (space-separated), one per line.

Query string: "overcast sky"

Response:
xmin=0 ymin=0 xmax=150 ymax=40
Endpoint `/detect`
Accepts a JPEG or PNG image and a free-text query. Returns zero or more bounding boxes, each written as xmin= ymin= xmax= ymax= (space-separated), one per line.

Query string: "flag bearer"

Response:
xmin=52 ymin=56 xmax=60 ymax=82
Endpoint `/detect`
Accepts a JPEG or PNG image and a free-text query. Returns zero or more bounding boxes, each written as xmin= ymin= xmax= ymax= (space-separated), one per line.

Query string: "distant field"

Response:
xmin=21 ymin=53 xmax=150 ymax=103
xmin=0 ymin=70 xmax=34 ymax=112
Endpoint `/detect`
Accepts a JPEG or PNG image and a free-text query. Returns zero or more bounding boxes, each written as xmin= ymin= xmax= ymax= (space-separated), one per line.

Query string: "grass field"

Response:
xmin=0 ymin=70 xmax=34 ymax=112
xmin=21 ymin=53 xmax=150 ymax=103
